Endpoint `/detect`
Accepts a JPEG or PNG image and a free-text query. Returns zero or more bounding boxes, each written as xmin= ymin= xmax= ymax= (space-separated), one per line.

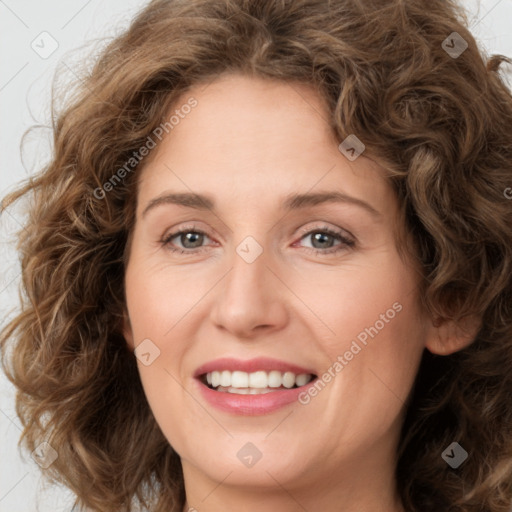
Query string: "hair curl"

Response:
xmin=1 ymin=0 xmax=512 ymax=510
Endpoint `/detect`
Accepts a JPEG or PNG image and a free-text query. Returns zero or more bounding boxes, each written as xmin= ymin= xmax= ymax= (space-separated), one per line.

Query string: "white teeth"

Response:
xmin=282 ymin=371 xmax=296 ymax=389
xmin=268 ymin=370 xmax=282 ymax=388
xmin=220 ymin=370 xmax=231 ymax=387
xmin=249 ymin=371 xmax=268 ymax=388
xmin=211 ymin=371 xmax=221 ymax=387
xmin=227 ymin=387 xmax=249 ymax=394
xmin=295 ymin=373 xmax=310 ymax=386
xmin=231 ymin=371 xmax=249 ymax=388
xmin=222 ymin=387 xmax=274 ymax=394
xmin=204 ymin=370 xmax=314 ymax=391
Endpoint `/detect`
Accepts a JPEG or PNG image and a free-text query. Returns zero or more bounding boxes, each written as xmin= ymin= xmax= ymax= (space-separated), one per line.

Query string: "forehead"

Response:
xmin=136 ymin=73 xmax=394 ymax=216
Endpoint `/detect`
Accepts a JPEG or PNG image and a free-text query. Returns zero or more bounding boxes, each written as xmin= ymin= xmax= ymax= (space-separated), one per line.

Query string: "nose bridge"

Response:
xmin=210 ymin=232 xmax=288 ymax=337
xmin=225 ymin=234 xmax=271 ymax=310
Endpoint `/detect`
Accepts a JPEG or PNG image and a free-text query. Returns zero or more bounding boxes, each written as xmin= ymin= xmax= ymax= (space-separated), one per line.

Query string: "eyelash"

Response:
xmin=160 ymin=224 xmax=355 ymax=256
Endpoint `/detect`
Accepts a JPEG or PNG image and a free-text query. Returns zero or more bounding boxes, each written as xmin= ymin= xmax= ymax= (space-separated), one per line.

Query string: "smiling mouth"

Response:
xmin=200 ymin=370 xmax=317 ymax=394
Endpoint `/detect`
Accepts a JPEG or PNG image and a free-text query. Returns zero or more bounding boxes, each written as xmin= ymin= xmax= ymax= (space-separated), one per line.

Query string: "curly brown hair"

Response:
xmin=1 ymin=0 xmax=512 ymax=510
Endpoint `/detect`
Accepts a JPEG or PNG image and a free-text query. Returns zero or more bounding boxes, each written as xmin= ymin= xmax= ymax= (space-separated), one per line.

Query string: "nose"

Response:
xmin=209 ymin=240 xmax=289 ymax=340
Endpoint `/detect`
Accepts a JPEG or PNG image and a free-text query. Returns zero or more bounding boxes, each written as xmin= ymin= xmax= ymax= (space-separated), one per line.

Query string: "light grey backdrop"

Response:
xmin=1 ymin=0 xmax=511 ymax=510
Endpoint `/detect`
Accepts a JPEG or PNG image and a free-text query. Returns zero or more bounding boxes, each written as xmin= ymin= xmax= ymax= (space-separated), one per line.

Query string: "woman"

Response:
xmin=1 ymin=0 xmax=512 ymax=511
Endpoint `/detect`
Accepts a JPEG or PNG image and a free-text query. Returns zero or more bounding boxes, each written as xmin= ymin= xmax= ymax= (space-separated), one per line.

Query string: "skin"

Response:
xmin=123 ymin=73 xmax=476 ymax=512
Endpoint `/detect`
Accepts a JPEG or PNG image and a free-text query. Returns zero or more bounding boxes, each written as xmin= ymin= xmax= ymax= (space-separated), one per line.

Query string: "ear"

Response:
xmin=122 ymin=308 xmax=135 ymax=350
xmin=425 ymin=314 xmax=481 ymax=355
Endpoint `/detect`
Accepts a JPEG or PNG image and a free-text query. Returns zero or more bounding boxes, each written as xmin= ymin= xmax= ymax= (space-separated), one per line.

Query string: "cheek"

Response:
xmin=293 ymin=252 xmax=420 ymax=347
xmin=300 ymin=253 xmax=424 ymax=400
xmin=124 ymin=258 xmax=204 ymax=344
xmin=123 ymin=266 xmax=200 ymax=448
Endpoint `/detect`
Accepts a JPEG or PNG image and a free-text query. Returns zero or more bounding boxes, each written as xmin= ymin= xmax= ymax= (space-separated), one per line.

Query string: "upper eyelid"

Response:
xmin=162 ymin=223 xmax=354 ymax=247
xmin=295 ymin=223 xmax=354 ymax=240
xmin=163 ymin=223 xmax=351 ymax=237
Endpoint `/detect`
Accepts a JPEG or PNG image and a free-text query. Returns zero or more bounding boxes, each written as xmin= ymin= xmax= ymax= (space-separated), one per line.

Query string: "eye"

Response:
xmin=160 ymin=224 xmax=355 ymax=255
xmin=161 ymin=224 xmax=213 ymax=254
xmin=294 ymin=225 xmax=355 ymax=255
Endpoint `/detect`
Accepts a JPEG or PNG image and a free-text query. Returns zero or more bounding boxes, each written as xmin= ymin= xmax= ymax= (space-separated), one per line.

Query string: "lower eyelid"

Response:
xmin=162 ymin=229 xmax=212 ymax=248
xmin=162 ymin=231 xmax=353 ymax=255
xmin=297 ymin=234 xmax=354 ymax=253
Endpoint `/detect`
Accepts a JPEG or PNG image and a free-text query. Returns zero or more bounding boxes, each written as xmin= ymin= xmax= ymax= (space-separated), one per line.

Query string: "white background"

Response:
xmin=1 ymin=1 xmax=511 ymax=510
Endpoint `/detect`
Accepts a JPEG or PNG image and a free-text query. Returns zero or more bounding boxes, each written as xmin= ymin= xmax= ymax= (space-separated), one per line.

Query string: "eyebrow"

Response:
xmin=141 ymin=190 xmax=381 ymax=218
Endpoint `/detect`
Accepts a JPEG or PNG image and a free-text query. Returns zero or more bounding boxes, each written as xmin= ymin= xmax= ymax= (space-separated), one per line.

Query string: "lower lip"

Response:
xmin=195 ymin=379 xmax=316 ymax=415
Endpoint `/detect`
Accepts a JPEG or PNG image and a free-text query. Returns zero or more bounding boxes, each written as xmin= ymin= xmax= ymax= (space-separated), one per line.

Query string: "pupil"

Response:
xmin=182 ymin=232 xmax=203 ymax=248
xmin=313 ymin=232 xmax=332 ymax=248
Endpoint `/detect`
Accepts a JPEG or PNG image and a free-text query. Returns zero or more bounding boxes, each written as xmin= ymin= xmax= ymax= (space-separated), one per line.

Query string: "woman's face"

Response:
xmin=123 ymin=73 xmax=434 ymax=504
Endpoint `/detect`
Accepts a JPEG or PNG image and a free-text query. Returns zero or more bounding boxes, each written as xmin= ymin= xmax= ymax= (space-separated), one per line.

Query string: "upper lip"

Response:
xmin=194 ymin=357 xmax=316 ymax=377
